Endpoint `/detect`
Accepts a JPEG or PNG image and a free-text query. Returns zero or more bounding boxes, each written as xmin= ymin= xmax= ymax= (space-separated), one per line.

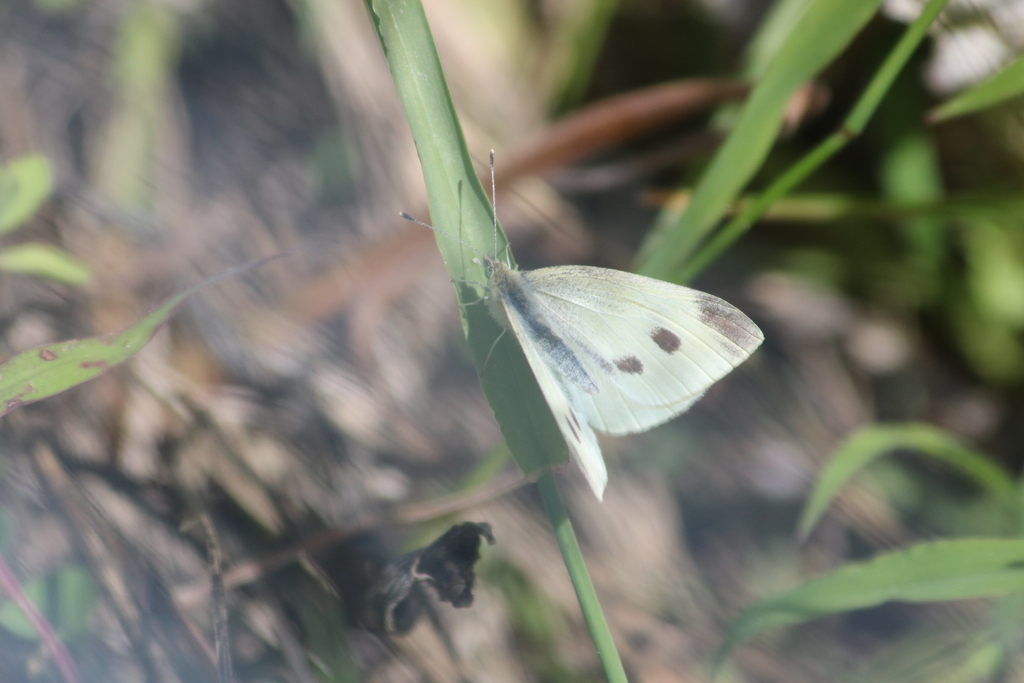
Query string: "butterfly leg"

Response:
xmin=451 ymin=278 xmax=489 ymax=307
xmin=451 ymin=277 xmax=488 ymax=289
xmin=483 ymin=328 xmax=508 ymax=369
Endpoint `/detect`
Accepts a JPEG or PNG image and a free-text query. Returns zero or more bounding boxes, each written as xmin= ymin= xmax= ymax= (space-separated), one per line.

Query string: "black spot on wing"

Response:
xmin=651 ymin=327 xmax=681 ymax=354
xmin=697 ymin=295 xmax=764 ymax=354
xmin=566 ymin=413 xmax=581 ymax=442
xmin=615 ymin=355 xmax=644 ymax=374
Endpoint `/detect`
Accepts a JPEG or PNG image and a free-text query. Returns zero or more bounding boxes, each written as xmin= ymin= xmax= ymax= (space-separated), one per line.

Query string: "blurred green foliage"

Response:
xmin=0 ymin=565 xmax=95 ymax=641
xmin=0 ymin=155 xmax=92 ymax=284
xmin=0 ymin=262 xmax=267 ymax=417
xmin=724 ymin=418 xmax=1024 ymax=673
xmin=930 ymin=52 xmax=1024 ymax=122
xmin=0 ymin=155 xmax=51 ymax=234
xmin=6 ymin=0 xmax=1024 ymax=679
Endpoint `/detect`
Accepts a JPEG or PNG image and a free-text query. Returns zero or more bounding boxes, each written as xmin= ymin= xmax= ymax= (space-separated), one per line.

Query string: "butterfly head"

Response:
xmin=482 ymin=253 xmax=516 ymax=283
xmin=479 ymin=253 xmax=496 ymax=279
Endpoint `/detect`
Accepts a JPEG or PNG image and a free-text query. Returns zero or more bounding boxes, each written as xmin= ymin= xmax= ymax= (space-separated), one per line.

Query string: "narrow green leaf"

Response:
xmin=679 ymin=191 xmax=1024 ymax=224
xmin=364 ymin=0 xmax=567 ymax=476
xmin=538 ymin=471 xmax=628 ymax=683
xmin=0 ymin=243 xmax=92 ymax=285
xmin=929 ymin=52 xmax=1024 ymax=122
xmin=798 ymin=424 xmax=1018 ymax=540
xmin=0 ymin=155 xmax=52 ymax=234
xmin=677 ymin=0 xmax=949 ymax=282
xmin=638 ymin=0 xmax=884 ymax=281
xmin=742 ymin=0 xmax=816 ymax=79
xmin=548 ymin=0 xmax=620 ymax=111
xmin=0 ymin=257 xmax=279 ymax=417
xmin=719 ymin=539 xmax=1024 ymax=667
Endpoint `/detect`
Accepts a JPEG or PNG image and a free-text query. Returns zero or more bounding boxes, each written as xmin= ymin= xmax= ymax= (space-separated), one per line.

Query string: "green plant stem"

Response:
xmin=364 ymin=0 xmax=620 ymax=675
xmin=364 ymin=0 xmax=566 ymax=478
xmin=537 ymin=471 xmax=627 ymax=683
xmin=680 ymin=0 xmax=950 ymax=282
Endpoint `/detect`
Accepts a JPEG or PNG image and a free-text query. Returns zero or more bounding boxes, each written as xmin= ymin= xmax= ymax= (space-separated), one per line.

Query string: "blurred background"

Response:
xmin=1 ymin=0 xmax=1024 ymax=680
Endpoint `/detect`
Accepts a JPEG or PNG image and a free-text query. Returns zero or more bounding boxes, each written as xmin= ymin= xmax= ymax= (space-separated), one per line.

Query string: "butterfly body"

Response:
xmin=482 ymin=255 xmax=763 ymax=498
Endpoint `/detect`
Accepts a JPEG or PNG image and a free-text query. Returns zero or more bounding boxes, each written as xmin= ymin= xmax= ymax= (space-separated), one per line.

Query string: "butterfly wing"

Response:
xmin=522 ymin=266 xmax=763 ymax=435
xmin=494 ymin=281 xmax=608 ymax=498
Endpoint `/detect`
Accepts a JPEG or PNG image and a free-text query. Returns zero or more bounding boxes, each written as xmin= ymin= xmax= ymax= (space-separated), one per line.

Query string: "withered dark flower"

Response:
xmin=363 ymin=522 xmax=495 ymax=635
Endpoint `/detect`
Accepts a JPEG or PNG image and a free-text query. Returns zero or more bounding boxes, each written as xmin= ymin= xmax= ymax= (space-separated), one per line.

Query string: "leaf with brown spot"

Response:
xmin=0 ymin=255 xmax=285 ymax=418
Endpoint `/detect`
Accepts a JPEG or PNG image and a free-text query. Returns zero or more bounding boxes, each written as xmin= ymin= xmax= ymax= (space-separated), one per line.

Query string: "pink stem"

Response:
xmin=0 ymin=555 xmax=81 ymax=683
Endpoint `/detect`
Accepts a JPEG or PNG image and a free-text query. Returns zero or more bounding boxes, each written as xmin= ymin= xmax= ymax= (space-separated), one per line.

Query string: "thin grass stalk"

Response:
xmin=637 ymin=0 xmax=885 ymax=281
xmin=537 ymin=472 xmax=628 ymax=683
xmin=681 ymin=0 xmax=950 ymax=282
xmin=363 ymin=0 xmax=625 ymax=678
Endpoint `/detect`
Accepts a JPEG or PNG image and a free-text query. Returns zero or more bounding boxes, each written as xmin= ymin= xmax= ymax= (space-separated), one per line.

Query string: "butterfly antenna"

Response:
xmin=399 ymin=212 xmax=484 ymax=258
xmin=489 ymin=150 xmax=516 ymax=268
xmin=489 ymin=150 xmax=500 ymax=261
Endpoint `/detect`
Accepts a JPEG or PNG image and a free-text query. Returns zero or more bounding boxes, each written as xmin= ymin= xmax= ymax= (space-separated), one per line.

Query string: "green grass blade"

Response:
xmin=0 ymin=155 xmax=52 ymax=234
xmin=679 ymin=0 xmax=949 ymax=282
xmin=537 ymin=472 xmax=627 ymax=683
xmin=638 ymin=0 xmax=884 ymax=281
xmin=0 ymin=258 xmax=277 ymax=417
xmin=797 ymin=424 xmax=1018 ymax=540
xmin=547 ymin=0 xmax=620 ymax=112
xmin=364 ymin=0 xmax=566 ymax=476
xmin=671 ymin=191 xmax=1024 ymax=224
xmin=742 ymin=0 xmax=816 ymax=79
xmin=0 ymin=243 xmax=92 ymax=285
xmin=366 ymin=3 xmax=623 ymax=679
xmin=929 ymin=52 xmax=1024 ymax=122
xmin=718 ymin=538 xmax=1024 ymax=669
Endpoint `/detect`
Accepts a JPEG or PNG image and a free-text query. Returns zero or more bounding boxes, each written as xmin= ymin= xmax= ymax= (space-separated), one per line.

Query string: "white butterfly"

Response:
xmin=482 ymin=254 xmax=762 ymax=499
xmin=405 ymin=157 xmax=763 ymax=500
